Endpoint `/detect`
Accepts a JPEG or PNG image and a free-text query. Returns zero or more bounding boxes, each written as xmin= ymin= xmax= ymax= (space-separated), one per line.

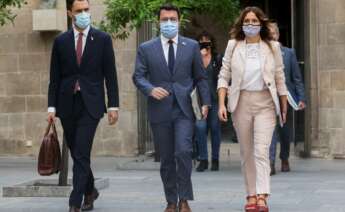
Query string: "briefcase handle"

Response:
xmin=44 ymin=122 xmax=58 ymax=138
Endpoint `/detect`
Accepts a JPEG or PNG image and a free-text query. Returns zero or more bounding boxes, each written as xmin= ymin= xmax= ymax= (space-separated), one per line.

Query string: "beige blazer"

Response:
xmin=217 ymin=39 xmax=288 ymax=126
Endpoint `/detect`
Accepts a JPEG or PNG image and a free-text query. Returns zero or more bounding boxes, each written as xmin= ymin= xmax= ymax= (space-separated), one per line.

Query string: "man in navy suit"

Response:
xmin=268 ymin=22 xmax=306 ymax=175
xmin=133 ymin=4 xmax=210 ymax=212
xmin=47 ymin=0 xmax=119 ymax=211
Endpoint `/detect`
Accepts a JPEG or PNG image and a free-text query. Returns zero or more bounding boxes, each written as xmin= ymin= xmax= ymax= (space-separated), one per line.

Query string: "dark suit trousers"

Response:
xmin=60 ymin=92 xmax=100 ymax=208
xmin=270 ymin=106 xmax=293 ymax=162
xmin=150 ymin=101 xmax=194 ymax=204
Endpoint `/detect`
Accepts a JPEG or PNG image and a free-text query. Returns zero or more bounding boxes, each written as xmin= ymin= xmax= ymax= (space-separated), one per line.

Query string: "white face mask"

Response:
xmin=160 ymin=20 xmax=179 ymax=39
xmin=74 ymin=11 xmax=91 ymax=29
xmin=242 ymin=25 xmax=261 ymax=37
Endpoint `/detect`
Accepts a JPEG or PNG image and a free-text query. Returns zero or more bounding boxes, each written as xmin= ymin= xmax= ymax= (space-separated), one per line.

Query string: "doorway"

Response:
xmin=241 ymin=0 xmax=308 ymax=155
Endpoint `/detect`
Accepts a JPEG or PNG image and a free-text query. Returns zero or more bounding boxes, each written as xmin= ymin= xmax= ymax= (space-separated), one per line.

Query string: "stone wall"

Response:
xmin=309 ymin=0 xmax=345 ymax=158
xmin=0 ymin=0 xmax=138 ymax=156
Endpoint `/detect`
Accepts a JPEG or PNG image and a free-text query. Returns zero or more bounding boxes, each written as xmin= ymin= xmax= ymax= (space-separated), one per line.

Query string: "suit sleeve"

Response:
xmin=290 ymin=48 xmax=306 ymax=102
xmin=48 ymin=38 xmax=61 ymax=108
xmin=103 ymin=34 xmax=119 ymax=108
xmin=132 ymin=45 xmax=155 ymax=96
xmin=217 ymin=40 xmax=234 ymax=90
xmin=273 ymin=42 xmax=288 ymax=96
xmin=192 ymin=43 xmax=211 ymax=106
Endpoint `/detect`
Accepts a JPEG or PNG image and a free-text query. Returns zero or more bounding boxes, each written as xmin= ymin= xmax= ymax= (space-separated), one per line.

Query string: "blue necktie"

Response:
xmin=168 ymin=40 xmax=175 ymax=74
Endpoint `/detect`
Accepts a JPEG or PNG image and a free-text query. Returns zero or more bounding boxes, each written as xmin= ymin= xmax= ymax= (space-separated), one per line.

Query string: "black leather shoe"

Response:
xmin=179 ymin=200 xmax=191 ymax=212
xmin=281 ymin=160 xmax=290 ymax=172
xmin=81 ymin=188 xmax=99 ymax=211
xmin=164 ymin=203 xmax=177 ymax=212
xmin=69 ymin=206 xmax=81 ymax=212
xmin=210 ymin=159 xmax=219 ymax=171
xmin=196 ymin=160 xmax=208 ymax=172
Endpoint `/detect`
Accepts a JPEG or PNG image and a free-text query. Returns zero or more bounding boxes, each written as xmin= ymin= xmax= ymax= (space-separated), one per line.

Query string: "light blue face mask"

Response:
xmin=74 ymin=12 xmax=91 ymax=29
xmin=160 ymin=20 xmax=179 ymax=39
xmin=242 ymin=25 xmax=261 ymax=37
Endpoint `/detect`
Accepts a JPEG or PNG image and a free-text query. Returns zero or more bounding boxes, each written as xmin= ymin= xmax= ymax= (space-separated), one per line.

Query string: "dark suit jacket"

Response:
xmin=132 ymin=36 xmax=211 ymax=123
xmin=48 ymin=27 xmax=119 ymax=119
xmin=281 ymin=46 xmax=306 ymax=103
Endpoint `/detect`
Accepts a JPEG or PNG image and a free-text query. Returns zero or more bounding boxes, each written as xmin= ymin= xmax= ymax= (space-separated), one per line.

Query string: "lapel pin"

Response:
xmin=182 ymin=42 xmax=186 ymax=46
xmin=91 ymin=36 xmax=94 ymax=41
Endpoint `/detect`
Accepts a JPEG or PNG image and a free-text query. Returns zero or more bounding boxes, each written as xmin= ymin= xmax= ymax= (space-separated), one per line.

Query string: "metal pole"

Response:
xmin=57 ymin=0 xmax=71 ymax=186
xmin=58 ymin=134 xmax=69 ymax=186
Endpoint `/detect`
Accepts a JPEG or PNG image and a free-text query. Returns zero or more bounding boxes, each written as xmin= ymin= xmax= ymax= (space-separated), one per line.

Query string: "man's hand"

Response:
xmin=108 ymin=110 xmax=119 ymax=125
xmin=150 ymin=87 xmax=169 ymax=100
xmin=281 ymin=109 xmax=287 ymax=124
xmin=280 ymin=95 xmax=288 ymax=124
xmin=47 ymin=112 xmax=56 ymax=124
xmin=218 ymin=104 xmax=228 ymax=122
xmin=298 ymin=101 xmax=306 ymax=110
xmin=201 ymin=105 xmax=209 ymax=119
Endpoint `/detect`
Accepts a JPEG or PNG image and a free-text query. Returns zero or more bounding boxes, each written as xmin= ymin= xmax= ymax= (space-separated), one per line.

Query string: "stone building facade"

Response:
xmin=0 ymin=0 xmax=345 ymax=159
xmin=0 ymin=0 xmax=138 ymax=156
xmin=307 ymin=0 xmax=345 ymax=158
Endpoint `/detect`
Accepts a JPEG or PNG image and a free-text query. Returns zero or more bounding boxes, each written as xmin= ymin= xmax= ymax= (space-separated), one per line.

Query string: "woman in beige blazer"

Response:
xmin=217 ymin=7 xmax=288 ymax=212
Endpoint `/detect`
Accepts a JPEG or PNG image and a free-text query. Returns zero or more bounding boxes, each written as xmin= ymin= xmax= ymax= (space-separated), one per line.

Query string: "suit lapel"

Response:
xmin=173 ymin=36 xmax=185 ymax=75
xmin=237 ymin=41 xmax=246 ymax=78
xmin=153 ymin=38 xmax=171 ymax=76
xmin=80 ymin=27 xmax=95 ymax=69
xmin=259 ymin=40 xmax=268 ymax=76
xmin=67 ymin=29 xmax=79 ymax=70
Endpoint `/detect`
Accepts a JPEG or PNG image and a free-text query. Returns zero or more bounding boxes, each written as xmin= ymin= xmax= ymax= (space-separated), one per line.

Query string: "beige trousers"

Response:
xmin=232 ymin=90 xmax=276 ymax=195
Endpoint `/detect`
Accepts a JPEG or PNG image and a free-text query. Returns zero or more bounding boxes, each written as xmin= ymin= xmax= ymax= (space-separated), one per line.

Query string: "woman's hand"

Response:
xmin=218 ymin=104 xmax=228 ymax=122
xmin=218 ymin=87 xmax=228 ymax=122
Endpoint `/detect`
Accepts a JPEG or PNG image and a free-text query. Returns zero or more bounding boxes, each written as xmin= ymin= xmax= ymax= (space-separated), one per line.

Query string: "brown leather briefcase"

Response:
xmin=37 ymin=122 xmax=61 ymax=176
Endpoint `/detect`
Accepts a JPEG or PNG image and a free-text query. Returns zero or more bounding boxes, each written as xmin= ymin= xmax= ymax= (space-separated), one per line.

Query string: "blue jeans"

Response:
xmin=195 ymin=103 xmax=221 ymax=160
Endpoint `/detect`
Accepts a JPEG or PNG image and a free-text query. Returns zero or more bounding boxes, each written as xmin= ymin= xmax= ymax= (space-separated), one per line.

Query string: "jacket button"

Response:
xmin=267 ymin=82 xmax=271 ymax=87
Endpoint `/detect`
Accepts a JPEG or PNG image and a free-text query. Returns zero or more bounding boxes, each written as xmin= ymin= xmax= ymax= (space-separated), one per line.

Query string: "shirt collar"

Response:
xmin=161 ymin=34 xmax=179 ymax=45
xmin=73 ymin=25 xmax=90 ymax=38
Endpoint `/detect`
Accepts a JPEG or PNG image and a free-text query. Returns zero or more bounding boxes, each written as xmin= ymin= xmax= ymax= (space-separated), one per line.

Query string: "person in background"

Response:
xmin=268 ymin=22 xmax=306 ymax=175
xmin=217 ymin=7 xmax=288 ymax=212
xmin=195 ymin=31 xmax=222 ymax=172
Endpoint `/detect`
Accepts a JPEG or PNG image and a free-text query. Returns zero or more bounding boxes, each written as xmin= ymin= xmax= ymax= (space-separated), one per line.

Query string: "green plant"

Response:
xmin=100 ymin=0 xmax=240 ymax=40
xmin=0 ymin=0 xmax=26 ymax=26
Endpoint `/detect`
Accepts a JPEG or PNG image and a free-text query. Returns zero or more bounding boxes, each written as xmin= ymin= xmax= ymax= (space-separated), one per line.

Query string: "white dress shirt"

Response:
xmin=73 ymin=25 xmax=90 ymax=54
xmin=160 ymin=34 xmax=178 ymax=65
xmin=48 ymin=25 xmax=118 ymax=113
xmin=240 ymin=43 xmax=266 ymax=91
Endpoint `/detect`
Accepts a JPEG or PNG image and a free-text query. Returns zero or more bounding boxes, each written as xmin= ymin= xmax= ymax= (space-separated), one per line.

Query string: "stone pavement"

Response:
xmin=0 ymin=149 xmax=345 ymax=212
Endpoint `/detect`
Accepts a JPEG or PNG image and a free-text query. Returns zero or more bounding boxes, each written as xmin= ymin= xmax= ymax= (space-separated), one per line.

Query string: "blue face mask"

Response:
xmin=242 ymin=25 xmax=261 ymax=37
xmin=160 ymin=20 xmax=179 ymax=39
xmin=74 ymin=12 xmax=91 ymax=29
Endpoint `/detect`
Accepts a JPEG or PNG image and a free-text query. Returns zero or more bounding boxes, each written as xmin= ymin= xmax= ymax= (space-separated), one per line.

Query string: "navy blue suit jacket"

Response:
xmin=48 ymin=27 xmax=119 ymax=119
xmin=132 ymin=36 xmax=211 ymax=123
xmin=281 ymin=46 xmax=306 ymax=103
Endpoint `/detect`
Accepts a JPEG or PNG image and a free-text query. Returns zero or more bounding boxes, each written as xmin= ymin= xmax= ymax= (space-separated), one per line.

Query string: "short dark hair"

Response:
xmin=197 ymin=30 xmax=215 ymax=43
xmin=67 ymin=0 xmax=89 ymax=11
xmin=157 ymin=3 xmax=180 ymax=20
xmin=197 ymin=30 xmax=217 ymax=55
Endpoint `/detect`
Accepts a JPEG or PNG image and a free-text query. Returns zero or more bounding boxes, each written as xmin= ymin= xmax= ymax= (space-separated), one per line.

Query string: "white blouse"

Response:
xmin=240 ymin=43 xmax=266 ymax=91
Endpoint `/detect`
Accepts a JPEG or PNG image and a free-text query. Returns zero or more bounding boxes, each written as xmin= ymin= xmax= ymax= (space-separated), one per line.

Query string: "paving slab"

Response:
xmin=0 ymin=153 xmax=344 ymax=212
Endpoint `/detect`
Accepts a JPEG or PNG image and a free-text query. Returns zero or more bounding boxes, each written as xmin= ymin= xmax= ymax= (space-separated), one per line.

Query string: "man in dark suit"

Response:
xmin=47 ymin=0 xmax=119 ymax=211
xmin=133 ymin=4 xmax=210 ymax=212
xmin=268 ymin=22 xmax=306 ymax=175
